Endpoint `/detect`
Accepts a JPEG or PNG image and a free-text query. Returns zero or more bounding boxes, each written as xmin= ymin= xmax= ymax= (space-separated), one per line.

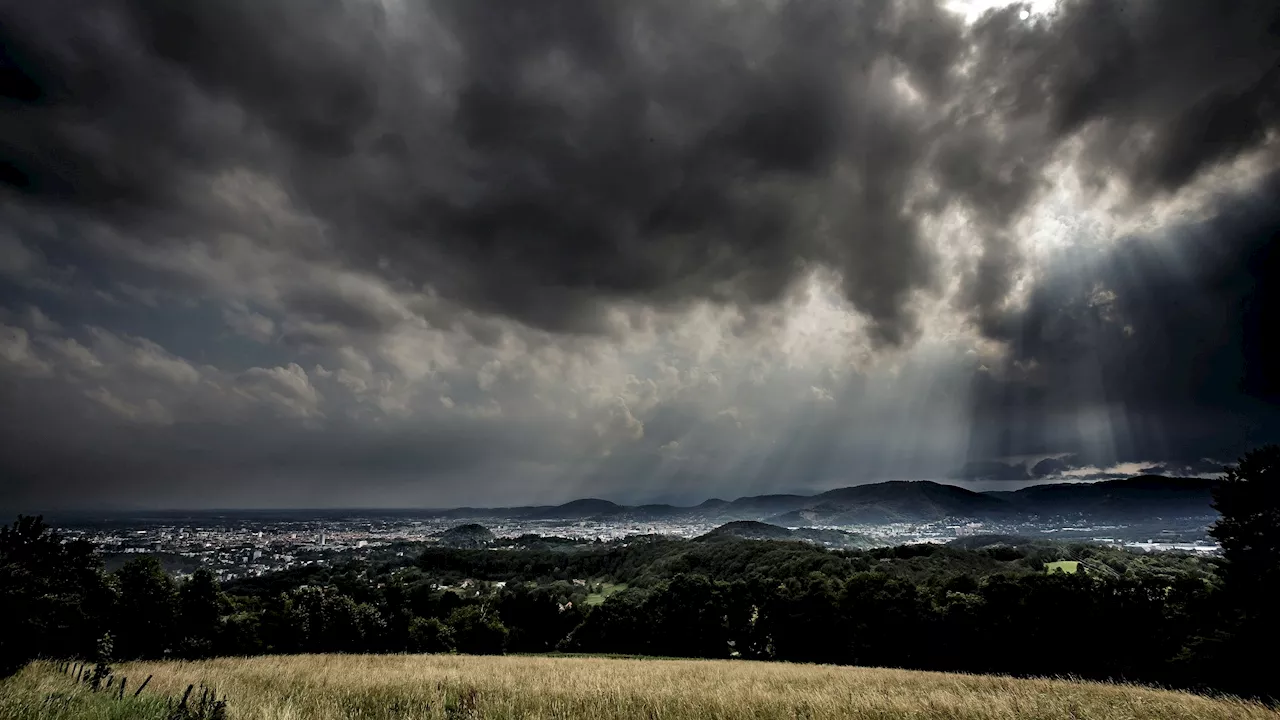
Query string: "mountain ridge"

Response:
xmin=424 ymin=475 xmax=1219 ymax=524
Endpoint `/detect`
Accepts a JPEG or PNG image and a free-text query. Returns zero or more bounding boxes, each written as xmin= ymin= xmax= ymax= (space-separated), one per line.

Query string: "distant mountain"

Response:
xmin=714 ymin=493 xmax=811 ymax=518
xmin=523 ymin=498 xmax=622 ymax=519
xmin=627 ymin=504 xmax=681 ymax=520
xmin=422 ymin=475 xmax=1218 ymax=525
xmin=1002 ymin=476 xmax=1216 ymax=520
xmin=701 ymin=520 xmax=795 ymax=541
xmin=776 ymin=481 xmax=1011 ymax=525
xmin=699 ymin=521 xmax=876 ymax=549
xmin=436 ymin=523 xmax=495 ymax=548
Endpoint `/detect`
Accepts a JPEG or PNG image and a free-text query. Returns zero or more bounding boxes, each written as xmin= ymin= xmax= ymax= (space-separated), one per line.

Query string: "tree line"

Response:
xmin=3 ymin=446 xmax=1278 ymax=701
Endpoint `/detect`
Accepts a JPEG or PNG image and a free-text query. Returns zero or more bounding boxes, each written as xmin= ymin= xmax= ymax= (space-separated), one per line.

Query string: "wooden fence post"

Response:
xmin=134 ymin=674 xmax=153 ymax=697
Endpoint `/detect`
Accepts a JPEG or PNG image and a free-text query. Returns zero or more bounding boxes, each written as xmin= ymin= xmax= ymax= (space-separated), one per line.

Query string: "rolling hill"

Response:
xmin=771 ymin=480 xmax=1014 ymax=525
xmin=998 ymin=475 xmax=1217 ymax=519
xmin=700 ymin=519 xmax=796 ymax=541
xmin=435 ymin=523 xmax=496 ymax=548
xmin=524 ymin=498 xmax=624 ymax=519
xmin=417 ymin=475 xmax=1218 ymax=525
xmin=700 ymin=520 xmax=878 ymax=548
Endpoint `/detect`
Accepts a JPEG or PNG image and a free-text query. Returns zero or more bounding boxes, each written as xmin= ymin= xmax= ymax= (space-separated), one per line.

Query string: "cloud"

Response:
xmin=966 ymin=170 xmax=1280 ymax=468
xmin=84 ymin=386 xmax=173 ymax=426
xmin=952 ymin=460 xmax=1030 ymax=482
xmin=0 ymin=324 xmax=52 ymax=377
xmin=1031 ymin=456 xmax=1076 ymax=478
xmin=0 ymin=0 xmax=1277 ymax=509
xmin=236 ymin=363 xmax=323 ymax=420
xmin=223 ymin=306 xmax=275 ymax=343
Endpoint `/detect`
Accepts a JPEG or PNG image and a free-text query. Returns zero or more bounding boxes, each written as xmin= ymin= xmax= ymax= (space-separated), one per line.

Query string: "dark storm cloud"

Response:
xmin=4 ymin=0 xmax=1278 ymax=343
xmin=967 ymin=170 xmax=1280 ymax=466
xmin=949 ymin=0 xmax=1280 ymax=331
xmin=962 ymin=0 xmax=1280 ymax=184
xmin=1031 ymin=456 xmax=1075 ymax=478
xmin=2 ymin=0 xmax=1280 ymax=509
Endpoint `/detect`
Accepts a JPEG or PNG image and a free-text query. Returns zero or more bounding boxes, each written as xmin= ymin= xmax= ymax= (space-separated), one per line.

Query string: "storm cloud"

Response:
xmin=0 ymin=0 xmax=1277 ymax=509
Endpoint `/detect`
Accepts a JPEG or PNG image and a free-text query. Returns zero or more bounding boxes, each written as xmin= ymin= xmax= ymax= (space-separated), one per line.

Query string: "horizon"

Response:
xmin=6 ymin=471 xmax=1222 ymax=517
xmin=2 ymin=0 xmax=1277 ymax=511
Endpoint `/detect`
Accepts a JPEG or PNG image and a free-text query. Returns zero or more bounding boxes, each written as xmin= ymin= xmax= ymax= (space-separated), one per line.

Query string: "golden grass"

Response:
xmin=20 ymin=654 xmax=1277 ymax=720
xmin=0 ymin=665 xmax=171 ymax=720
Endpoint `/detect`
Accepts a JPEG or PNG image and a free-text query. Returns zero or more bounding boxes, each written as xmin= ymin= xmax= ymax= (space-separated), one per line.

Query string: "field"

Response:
xmin=1045 ymin=560 xmax=1082 ymax=574
xmin=4 ymin=655 xmax=1279 ymax=720
xmin=585 ymin=582 xmax=629 ymax=606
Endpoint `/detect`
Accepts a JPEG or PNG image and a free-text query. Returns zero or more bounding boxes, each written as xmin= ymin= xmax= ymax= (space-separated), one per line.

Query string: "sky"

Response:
xmin=1 ymin=0 xmax=1278 ymax=510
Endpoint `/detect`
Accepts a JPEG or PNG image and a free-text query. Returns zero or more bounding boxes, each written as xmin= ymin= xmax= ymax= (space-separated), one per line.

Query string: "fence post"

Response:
xmin=134 ymin=675 xmax=153 ymax=697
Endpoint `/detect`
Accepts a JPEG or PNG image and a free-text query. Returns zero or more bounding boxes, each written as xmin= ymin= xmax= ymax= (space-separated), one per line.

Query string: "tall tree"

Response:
xmin=0 ymin=515 xmax=112 ymax=675
xmin=1210 ymin=445 xmax=1280 ymax=598
xmin=177 ymin=568 xmax=225 ymax=657
xmin=113 ymin=556 xmax=179 ymax=659
xmin=1208 ymin=445 xmax=1280 ymax=699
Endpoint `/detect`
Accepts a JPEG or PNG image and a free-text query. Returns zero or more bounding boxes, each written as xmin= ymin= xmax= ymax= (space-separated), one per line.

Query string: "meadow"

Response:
xmin=4 ymin=654 xmax=1279 ymax=720
xmin=585 ymin=582 xmax=629 ymax=606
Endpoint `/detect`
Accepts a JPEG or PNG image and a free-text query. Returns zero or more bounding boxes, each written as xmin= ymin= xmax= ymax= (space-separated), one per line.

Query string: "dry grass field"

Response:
xmin=4 ymin=654 xmax=1279 ymax=720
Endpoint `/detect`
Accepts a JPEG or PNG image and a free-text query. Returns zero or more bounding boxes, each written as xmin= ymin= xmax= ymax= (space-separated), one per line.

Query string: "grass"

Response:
xmin=0 ymin=665 xmax=172 ymax=720
xmin=585 ymin=581 xmax=628 ymax=606
xmin=5 ymin=654 xmax=1278 ymax=720
xmin=1046 ymin=560 xmax=1082 ymax=574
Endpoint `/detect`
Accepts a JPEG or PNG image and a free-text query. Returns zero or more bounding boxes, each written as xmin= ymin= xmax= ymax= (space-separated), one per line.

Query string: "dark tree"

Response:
xmin=447 ymin=605 xmax=508 ymax=655
xmin=177 ymin=568 xmax=225 ymax=657
xmin=0 ymin=515 xmax=112 ymax=675
xmin=113 ymin=556 xmax=179 ymax=659
xmin=408 ymin=616 xmax=455 ymax=653
xmin=646 ymin=574 xmax=731 ymax=658
xmin=1210 ymin=445 xmax=1280 ymax=599
xmin=496 ymin=585 xmax=576 ymax=653
xmin=1207 ymin=445 xmax=1280 ymax=699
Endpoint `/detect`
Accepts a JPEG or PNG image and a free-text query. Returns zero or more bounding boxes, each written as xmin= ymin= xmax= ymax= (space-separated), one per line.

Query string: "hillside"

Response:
xmin=435 ymin=523 xmax=496 ymax=548
xmin=699 ymin=520 xmax=875 ymax=548
xmin=1003 ymin=475 xmax=1217 ymax=519
xmin=701 ymin=519 xmax=795 ymax=540
xmin=416 ymin=476 xmax=1219 ymax=524
xmin=7 ymin=655 xmax=1274 ymax=720
xmin=524 ymin=498 xmax=623 ymax=519
xmin=775 ymin=480 xmax=1013 ymax=524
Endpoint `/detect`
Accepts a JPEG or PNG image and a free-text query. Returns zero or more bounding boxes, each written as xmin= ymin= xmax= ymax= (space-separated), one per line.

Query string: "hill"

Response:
xmin=946 ymin=533 xmax=1034 ymax=550
xmin=699 ymin=520 xmax=876 ymax=549
xmin=524 ymin=498 xmax=623 ymax=519
xmin=778 ymin=480 xmax=1012 ymax=524
xmin=415 ymin=475 xmax=1218 ymax=524
xmin=436 ymin=523 xmax=496 ymax=548
xmin=7 ymin=655 xmax=1273 ymax=720
xmin=1003 ymin=475 xmax=1217 ymax=520
xmin=701 ymin=519 xmax=796 ymax=540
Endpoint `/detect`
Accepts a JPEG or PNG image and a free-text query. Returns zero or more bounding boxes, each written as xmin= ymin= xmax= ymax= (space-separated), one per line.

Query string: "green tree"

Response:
xmin=646 ymin=574 xmax=730 ymax=658
xmin=1207 ymin=445 xmax=1280 ymax=699
xmin=1210 ymin=445 xmax=1280 ymax=600
xmin=177 ymin=568 xmax=225 ymax=657
xmin=113 ymin=556 xmax=179 ymax=659
xmin=0 ymin=515 xmax=112 ymax=675
xmin=408 ymin=616 xmax=455 ymax=653
xmin=447 ymin=605 xmax=508 ymax=655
